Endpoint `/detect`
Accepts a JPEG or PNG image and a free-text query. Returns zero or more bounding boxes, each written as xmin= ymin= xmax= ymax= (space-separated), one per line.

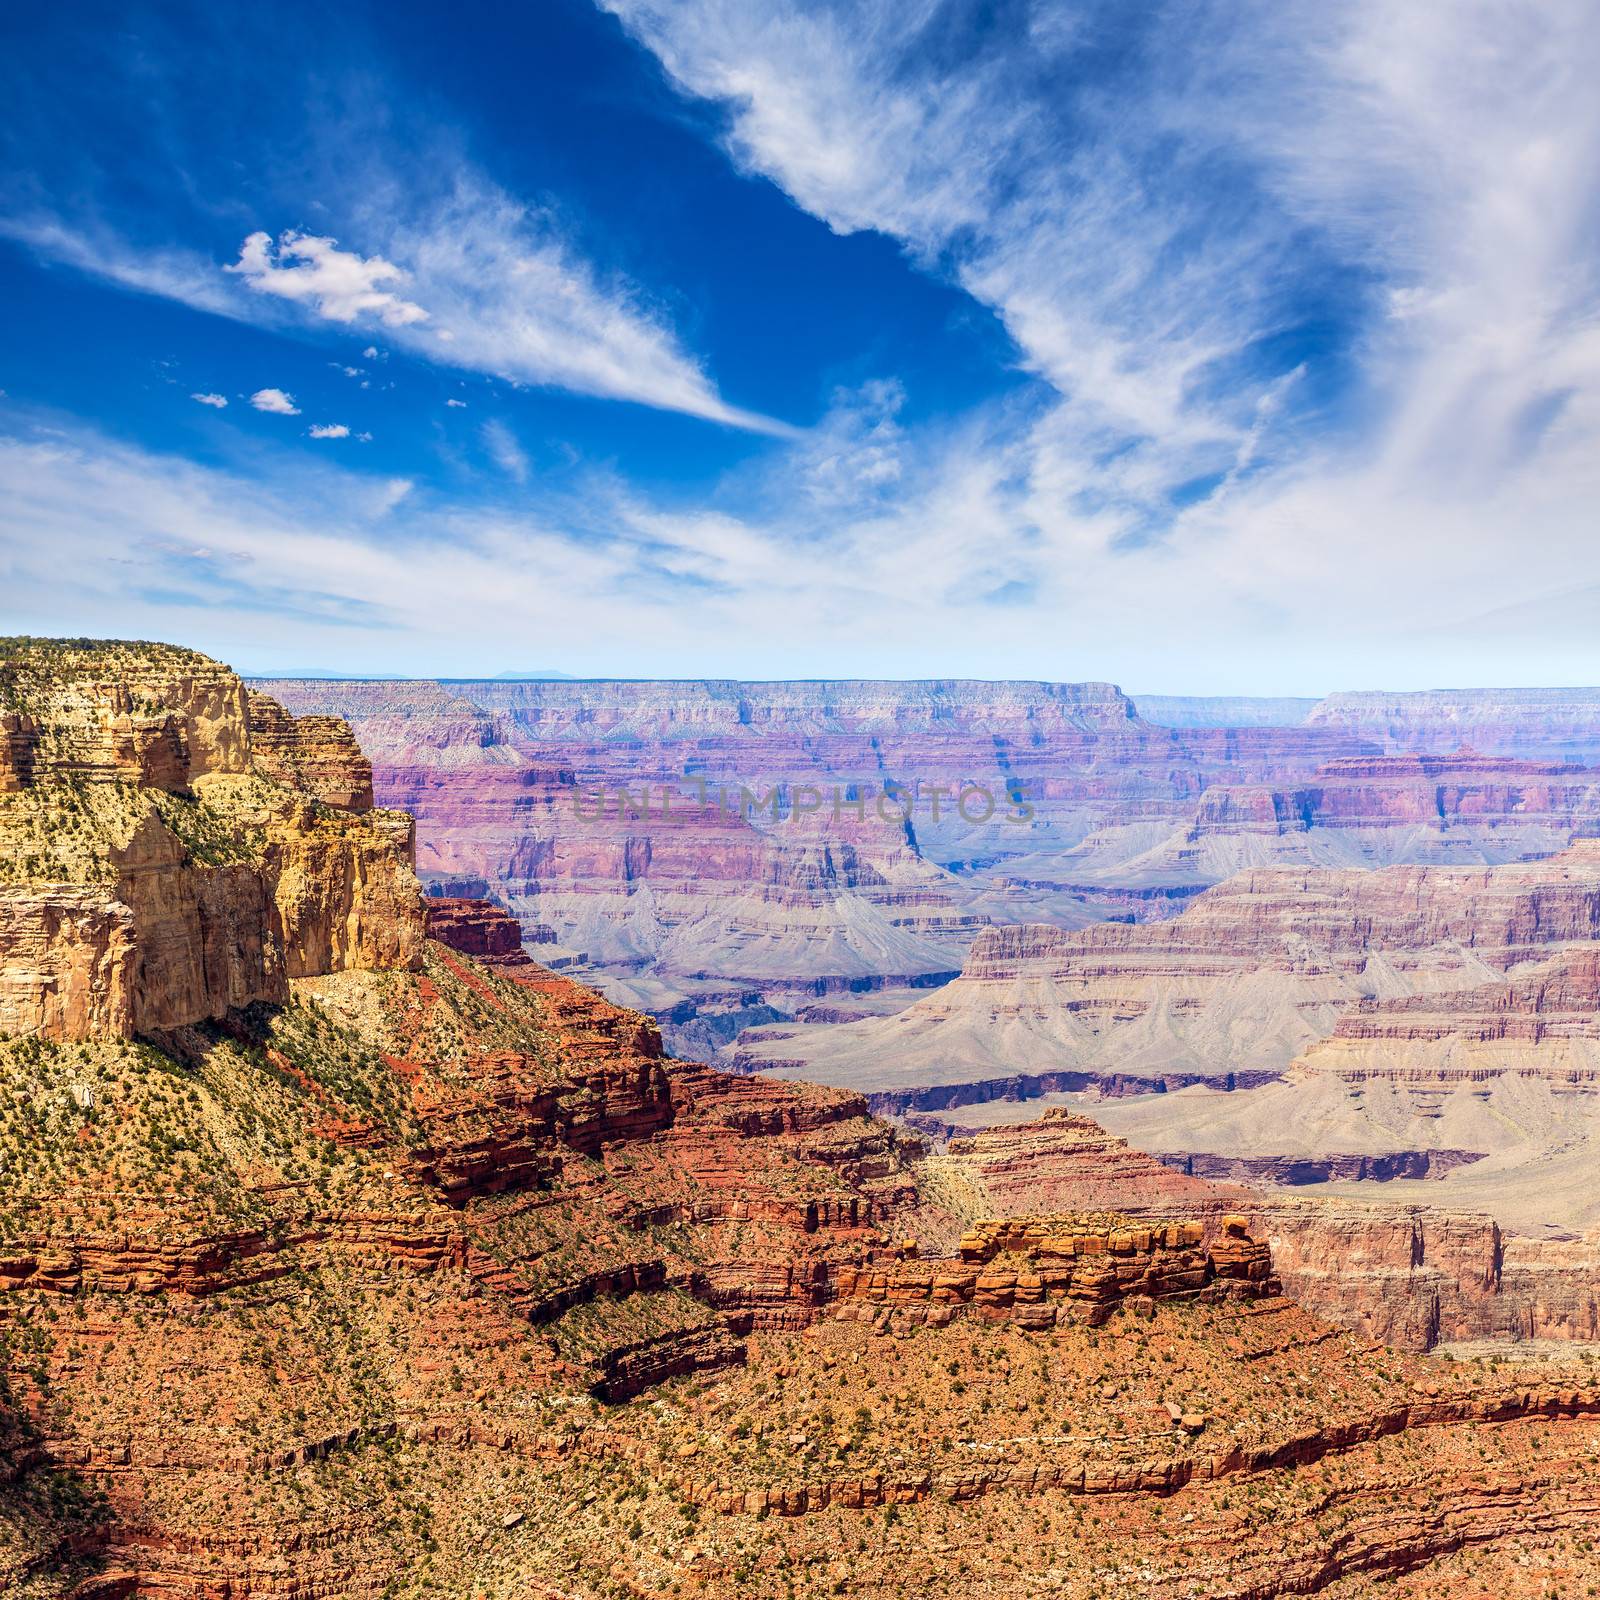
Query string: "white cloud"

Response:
xmin=602 ymin=0 xmax=1600 ymax=616
xmin=366 ymin=173 xmax=792 ymax=432
xmin=6 ymin=411 xmax=1600 ymax=687
xmin=250 ymin=388 xmax=301 ymax=416
xmin=330 ymin=364 xmax=365 ymax=379
xmin=8 ymin=5 xmax=1598 ymax=683
xmin=308 ymin=423 xmax=350 ymax=439
xmin=5 ymin=181 xmax=786 ymax=431
xmin=229 ymin=230 xmax=428 ymax=326
xmin=446 ymin=397 xmax=467 ymax=408
xmin=190 ymin=392 xmax=228 ymax=408
xmin=0 ymin=214 xmax=243 ymax=319
xmin=481 ymin=419 xmax=528 ymax=482
xmin=599 ymin=0 xmax=1280 ymax=507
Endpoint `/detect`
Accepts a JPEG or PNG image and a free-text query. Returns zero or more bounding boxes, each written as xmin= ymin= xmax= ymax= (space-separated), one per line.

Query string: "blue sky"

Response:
xmin=2 ymin=0 xmax=1598 ymax=691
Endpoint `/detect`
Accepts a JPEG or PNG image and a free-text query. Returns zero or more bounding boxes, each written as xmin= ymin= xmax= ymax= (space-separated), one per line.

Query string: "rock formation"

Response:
xmin=1307 ymin=686 xmax=1600 ymax=763
xmin=1061 ymin=751 xmax=1600 ymax=895
xmin=259 ymin=676 xmax=1600 ymax=1073
xmin=244 ymin=688 xmax=375 ymax=810
xmin=0 ymin=638 xmax=422 ymax=1041
xmin=931 ymin=1108 xmax=1600 ymax=1350
xmin=422 ymin=893 xmax=555 ymax=960
xmin=1144 ymin=686 xmax=1600 ymax=763
xmin=733 ymin=842 xmax=1600 ymax=1092
xmin=257 ymin=676 xmax=1384 ymax=1049
xmin=833 ymin=1211 xmax=1274 ymax=1331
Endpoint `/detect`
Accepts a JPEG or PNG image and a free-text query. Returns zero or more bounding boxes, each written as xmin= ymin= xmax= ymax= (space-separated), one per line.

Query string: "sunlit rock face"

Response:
xmin=0 ymin=639 xmax=422 ymax=1042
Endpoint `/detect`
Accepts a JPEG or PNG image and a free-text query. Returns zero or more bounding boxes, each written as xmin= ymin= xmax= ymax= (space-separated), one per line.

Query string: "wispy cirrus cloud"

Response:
xmin=602 ymin=0 xmax=1600 ymax=554
xmin=6 ymin=2 xmax=1599 ymax=687
xmin=0 ymin=213 xmax=242 ymax=319
xmin=375 ymin=173 xmax=793 ymax=433
xmin=3 ymin=178 xmax=789 ymax=433
xmin=481 ymin=418 xmax=529 ymax=482
xmin=7 ymin=396 xmax=1600 ymax=688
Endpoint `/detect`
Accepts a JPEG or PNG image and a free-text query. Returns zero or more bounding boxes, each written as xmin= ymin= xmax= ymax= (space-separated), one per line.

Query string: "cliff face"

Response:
xmin=259 ymin=677 xmax=1600 ymax=1075
xmin=932 ymin=1108 xmax=1600 ymax=1352
xmin=1045 ymin=751 xmax=1600 ymax=904
xmin=245 ymin=689 xmax=375 ymax=811
xmin=0 ymin=639 xmax=422 ymax=1042
xmin=1306 ymin=688 xmax=1600 ymax=762
xmin=741 ymin=843 xmax=1600 ymax=1246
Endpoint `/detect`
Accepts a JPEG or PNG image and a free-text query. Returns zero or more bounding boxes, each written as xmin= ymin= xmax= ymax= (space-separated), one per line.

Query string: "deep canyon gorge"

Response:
xmin=6 ymin=643 xmax=1600 ymax=1596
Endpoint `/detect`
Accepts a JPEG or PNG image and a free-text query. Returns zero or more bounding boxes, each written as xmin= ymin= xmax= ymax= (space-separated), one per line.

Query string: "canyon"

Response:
xmin=259 ymin=677 xmax=1600 ymax=1061
xmin=10 ymin=642 xmax=1600 ymax=1595
xmin=254 ymin=673 xmax=1600 ymax=1343
xmin=745 ymin=843 xmax=1600 ymax=1244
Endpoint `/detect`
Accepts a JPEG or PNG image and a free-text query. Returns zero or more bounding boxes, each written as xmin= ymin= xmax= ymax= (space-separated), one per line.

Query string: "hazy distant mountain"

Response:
xmin=244 ymin=668 xmax=578 ymax=681
xmin=1134 ymin=694 xmax=1319 ymax=727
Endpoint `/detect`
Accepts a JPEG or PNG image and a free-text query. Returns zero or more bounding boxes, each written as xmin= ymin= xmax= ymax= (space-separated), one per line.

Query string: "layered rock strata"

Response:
xmin=738 ymin=842 xmax=1600 ymax=1092
xmin=933 ymin=1108 xmax=1600 ymax=1350
xmin=0 ymin=639 xmax=423 ymax=1041
xmin=253 ymin=676 xmax=1600 ymax=1081
xmin=1063 ymin=752 xmax=1600 ymax=894
xmin=9 ymin=646 xmax=1600 ymax=1597
xmin=833 ymin=1212 xmax=1273 ymax=1330
xmin=257 ymin=676 xmax=1383 ymax=1048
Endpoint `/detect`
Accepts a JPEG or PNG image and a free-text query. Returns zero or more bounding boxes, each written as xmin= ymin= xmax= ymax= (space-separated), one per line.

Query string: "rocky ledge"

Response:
xmin=834 ymin=1212 xmax=1273 ymax=1330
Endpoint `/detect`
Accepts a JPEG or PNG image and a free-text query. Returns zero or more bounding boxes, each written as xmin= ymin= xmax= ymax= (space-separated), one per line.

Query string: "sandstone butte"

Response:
xmin=7 ymin=642 xmax=1600 ymax=1598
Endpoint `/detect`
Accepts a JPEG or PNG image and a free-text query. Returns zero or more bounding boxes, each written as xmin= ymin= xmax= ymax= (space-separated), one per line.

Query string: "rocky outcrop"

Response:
xmin=246 ymin=689 xmax=374 ymax=811
xmin=0 ymin=639 xmax=423 ymax=1041
xmin=267 ymin=802 xmax=422 ymax=978
xmin=0 ymin=709 xmax=38 ymax=791
xmin=935 ymin=1108 xmax=1223 ymax=1208
xmin=1161 ymin=1148 xmax=1486 ymax=1183
xmin=933 ymin=1107 xmax=1600 ymax=1351
xmin=1329 ymin=943 xmax=1600 ymax=1046
xmin=0 ymin=884 xmax=135 ymax=1039
xmin=107 ymin=810 xmax=285 ymax=1029
xmin=423 ymin=895 xmax=540 ymax=961
xmin=2 ymin=637 xmax=253 ymax=782
xmin=833 ymin=1212 xmax=1273 ymax=1330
